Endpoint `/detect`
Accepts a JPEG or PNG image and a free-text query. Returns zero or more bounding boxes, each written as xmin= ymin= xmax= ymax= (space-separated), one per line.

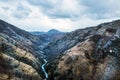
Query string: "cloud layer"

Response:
xmin=0 ymin=0 xmax=120 ymax=32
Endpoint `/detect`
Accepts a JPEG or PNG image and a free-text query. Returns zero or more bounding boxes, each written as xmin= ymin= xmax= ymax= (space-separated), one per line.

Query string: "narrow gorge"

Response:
xmin=0 ymin=19 xmax=120 ymax=80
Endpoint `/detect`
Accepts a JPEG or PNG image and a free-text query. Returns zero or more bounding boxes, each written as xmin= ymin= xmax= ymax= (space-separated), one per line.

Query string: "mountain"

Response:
xmin=42 ymin=26 xmax=97 ymax=61
xmin=47 ymin=29 xmax=62 ymax=34
xmin=31 ymin=31 xmax=45 ymax=35
xmin=1 ymin=19 xmax=120 ymax=80
xmin=45 ymin=20 xmax=120 ymax=80
xmin=31 ymin=29 xmax=65 ymax=48
xmin=0 ymin=19 xmax=47 ymax=80
xmin=31 ymin=29 xmax=63 ymax=35
xmin=42 ymin=20 xmax=120 ymax=61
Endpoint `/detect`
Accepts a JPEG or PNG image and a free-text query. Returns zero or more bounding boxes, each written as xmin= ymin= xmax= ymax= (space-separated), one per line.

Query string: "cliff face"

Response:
xmin=46 ymin=20 xmax=120 ymax=80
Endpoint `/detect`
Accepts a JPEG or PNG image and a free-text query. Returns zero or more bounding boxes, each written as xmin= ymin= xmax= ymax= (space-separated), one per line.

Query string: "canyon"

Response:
xmin=0 ymin=19 xmax=120 ymax=80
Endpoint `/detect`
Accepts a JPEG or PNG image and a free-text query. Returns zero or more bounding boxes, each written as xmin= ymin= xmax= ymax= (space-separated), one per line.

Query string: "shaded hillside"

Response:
xmin=0 ymin=19 xmax=46 ymax=80
xmin=51 ymin=38 xmax=120 ymax=80
xmin=1 ymin=18 xmax=120 ymax=80
xmin=0 ymin=34 xmax=43 ymax=80
xmin=42 ymin=27 xmax=98 ymax=61
xmin=46 ymin=20 xmax=120 ymax=80
xmin=42 ymin=20 xmax=120 ymax=61
xmin=0 ymin=19 xmax=47 ymax=50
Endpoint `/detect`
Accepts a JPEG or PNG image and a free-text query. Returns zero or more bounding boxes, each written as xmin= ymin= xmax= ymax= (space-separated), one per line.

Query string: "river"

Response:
xmin=42 ymin=59 xmax=48 ymax=80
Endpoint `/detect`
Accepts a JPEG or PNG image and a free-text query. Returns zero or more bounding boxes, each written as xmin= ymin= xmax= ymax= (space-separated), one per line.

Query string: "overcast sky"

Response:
xmin=0 ymin=0 xmax=120 ymax=32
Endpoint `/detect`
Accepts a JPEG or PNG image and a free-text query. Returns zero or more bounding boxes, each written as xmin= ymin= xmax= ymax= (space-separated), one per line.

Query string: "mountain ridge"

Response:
xmin=45 ymin=20 xmax=120 ymax=80
xmin=0 ymin=19 xmax=48 ymax=80
xmin=31 ymin=29 xmax=64 ymax=35
xmin=42 ymin=20 xmax=120 ymax=61
xmin=0 ymin=19 xmax=120 ymax=80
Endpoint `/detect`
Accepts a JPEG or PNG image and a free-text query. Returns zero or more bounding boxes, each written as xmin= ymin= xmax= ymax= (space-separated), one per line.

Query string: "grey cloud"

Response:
xmin=12 ymin=5 xmax=31 ymax=19
xmin=26 ymin=0 xmax=80 ymax=19
xmin=1 ymin=6 xmax=9 ymax=10
xmin=0 ymin=0 xmax=9 ymax=2
xmin=0 ymin=0 xmax=32 ymax=19
xmin=80 ymin=0 xmax=120 ymax=19
xmin=27 ymin=0 xmax=120 ymax=20
xmin=12 ymin=11 xmax=29 ymax=19
xmin=1 ymin=0 xmax=120 ymax=20
xmin=27 ymin=0 xmax=54 ymax=9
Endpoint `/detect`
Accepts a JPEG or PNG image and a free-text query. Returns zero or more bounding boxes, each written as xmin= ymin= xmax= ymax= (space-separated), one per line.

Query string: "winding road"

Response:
xmin=42 ymin=59 xmax=48 ymax=80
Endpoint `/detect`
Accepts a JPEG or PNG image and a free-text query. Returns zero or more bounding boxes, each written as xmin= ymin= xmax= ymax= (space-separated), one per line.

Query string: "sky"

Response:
xmin=0 ymin=0 xmax=120 ymax=32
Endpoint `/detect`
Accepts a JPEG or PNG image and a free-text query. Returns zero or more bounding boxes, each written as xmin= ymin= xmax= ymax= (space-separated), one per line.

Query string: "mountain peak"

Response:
xmin=47 ymin=29 xmax=61 ymax=33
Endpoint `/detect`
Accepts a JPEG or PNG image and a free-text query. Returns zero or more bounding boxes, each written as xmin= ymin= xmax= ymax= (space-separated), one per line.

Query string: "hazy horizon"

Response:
xmin=1 ymin=18 xmax=120 ymax=33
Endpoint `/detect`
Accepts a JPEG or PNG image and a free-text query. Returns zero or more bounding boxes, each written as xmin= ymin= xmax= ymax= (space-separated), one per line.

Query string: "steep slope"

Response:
xmin=43 ymin=20 xmax=120 ymax=61
xmin=43 ymin=27 xmax=98 ymax=61
xmin=0 ymin=33 xmax=43 ymax=80
xmin=0 ymin=19 xmax=47 ymax=49
xmin=46 ymin=20 xmax=120 ymax=80
xmin=1 ymin=19 xmax=120 ymax=80
xmin=0 ymin=19 xmax=46 ymax=80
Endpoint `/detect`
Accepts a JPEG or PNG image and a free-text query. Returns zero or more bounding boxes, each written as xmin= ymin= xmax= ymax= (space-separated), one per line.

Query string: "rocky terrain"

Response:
xmin=0 ymin=19 xmax=47 ymax=80
xmin=46 ymin=20 xmax=120 ymax=80
xmin=42 ymin=26 xmax=97 ymax=61
xmin=0 ymin=41 xmax=42 ymax=80
xmin=0 ymin=19 xmax=120 ymax=80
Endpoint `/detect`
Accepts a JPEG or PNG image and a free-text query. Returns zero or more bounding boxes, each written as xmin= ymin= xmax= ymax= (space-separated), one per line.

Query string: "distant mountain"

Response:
xmin=43 ymin=20 xmax=120 ymax=61
xmin=31 ymin=29 xmax=64 ymax=35
xmin=31 ymin=29 xmax=66 ymax=47
xmin=1 ymin=18 xmax=120 ymax=80
xmin=31 ymin=31 xmax=45 ymax=35
xmin=43 ymin=27 xmax=96 ymax=61
xmin=47 ymin=29 xmax=62 ymax=34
